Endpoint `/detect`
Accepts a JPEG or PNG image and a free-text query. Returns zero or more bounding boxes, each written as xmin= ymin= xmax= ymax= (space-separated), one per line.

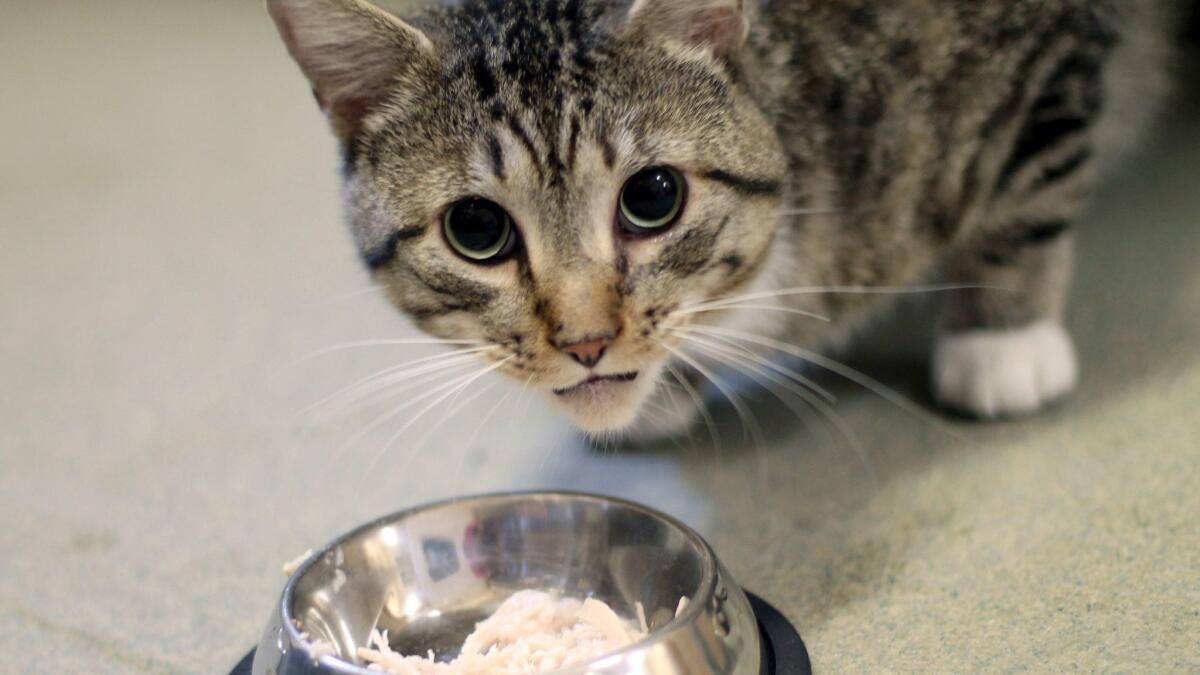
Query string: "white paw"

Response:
xmin=933 ymin=321 xmax=1078 ymax=419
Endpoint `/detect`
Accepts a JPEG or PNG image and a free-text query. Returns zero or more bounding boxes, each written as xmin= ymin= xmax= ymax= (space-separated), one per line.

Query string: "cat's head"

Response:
xmin=269 ymin=0 xmax=786 ymax=434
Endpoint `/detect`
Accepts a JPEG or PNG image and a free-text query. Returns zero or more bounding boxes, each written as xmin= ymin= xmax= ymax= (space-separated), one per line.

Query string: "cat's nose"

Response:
xmin=559 ymin=337 xmax=610 ymax=369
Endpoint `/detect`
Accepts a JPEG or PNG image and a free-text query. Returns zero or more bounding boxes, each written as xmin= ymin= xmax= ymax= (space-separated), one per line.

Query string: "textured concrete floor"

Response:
xmin=2 ymin=2 xmax=1198 ymax=673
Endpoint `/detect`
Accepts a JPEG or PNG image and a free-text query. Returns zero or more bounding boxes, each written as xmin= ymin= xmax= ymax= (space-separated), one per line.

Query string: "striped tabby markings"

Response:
xmin=364 ymin=227 xmax=426 ymax=270
xmin=980 ymin=220 xmax=1072 ymax=266
xmin=701 ymin=169 xmax=783 ymax=197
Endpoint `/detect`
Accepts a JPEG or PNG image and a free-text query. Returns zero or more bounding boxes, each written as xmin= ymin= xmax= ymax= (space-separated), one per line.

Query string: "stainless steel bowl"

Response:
xmin=253 ymin=492 xmax=762 ymax=675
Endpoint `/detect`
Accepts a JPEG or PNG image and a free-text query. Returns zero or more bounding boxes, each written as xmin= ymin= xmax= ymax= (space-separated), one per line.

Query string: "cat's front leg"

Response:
xmin=933 ymin=225 xmax=1079 ymax=419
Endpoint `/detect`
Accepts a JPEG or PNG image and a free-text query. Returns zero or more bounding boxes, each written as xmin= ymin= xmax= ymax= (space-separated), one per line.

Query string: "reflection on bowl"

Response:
xmin=253 ymin=492 xmax=762 ymax=675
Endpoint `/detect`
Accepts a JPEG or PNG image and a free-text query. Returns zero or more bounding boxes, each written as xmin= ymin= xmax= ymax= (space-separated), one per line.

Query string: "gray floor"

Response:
xmin=2 ymin=2 xmax=1198 ymax=672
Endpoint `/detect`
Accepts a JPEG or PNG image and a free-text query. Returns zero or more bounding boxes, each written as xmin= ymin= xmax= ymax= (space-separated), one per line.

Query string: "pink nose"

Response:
xmin=560 ymin=338 xmax=609 ymax=369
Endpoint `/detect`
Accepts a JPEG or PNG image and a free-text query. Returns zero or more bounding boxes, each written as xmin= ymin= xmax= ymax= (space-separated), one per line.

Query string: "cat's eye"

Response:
xmin=443 ymin=198 xmax=518 ymax=263
xmin=618 ymin=167 xmax=687 ymax=235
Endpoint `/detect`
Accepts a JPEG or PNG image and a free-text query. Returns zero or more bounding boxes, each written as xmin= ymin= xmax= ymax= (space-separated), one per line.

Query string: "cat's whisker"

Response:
xmin=504 ymin=373 xmax=538 ymax=440
xmin=306 ymin=349 xmax=492 ymax=418
xmin=536 ymin=416 xmax=566 ymax=472
xmin=333 ymin=367 xmax=487 ymax=458
xmin=333 ymin=359 xmax=511 ymax=460
xmin=634 ymin=407 xmax=674 ymax=439
xmin=409 ymin=380 xmax=500 ymax=454
xmin=541 ymin=421 xmax=575 ymax=477
xmin=315 ymin=285 xmax=387 ymax=306
xmin=518 ymin=373 xmax=536 ymax=408
xmin=655 ymin=374 xmax=701 ymax=453
xmin=670 ymin=328 xmax=835 ymax=404
xmin=638 ymin=395 xmax=697 ymax=453
xmin=672 ymin=331 xmax=814 ymax=415
xmin=516 ymin=370 xmax=541 ymax=418
xmin=672 ymin=332 xmax=817 ymax=411
xmin=686 ymin=324 xmax=970 ymax=443
xmin=674 ymin=331 xmax=833 ymax=446
xmin=365 ymin=356 xmax=516 ymax=471
xmin=636 ymin=399 xmax=671 ymax=435
xmin=774 ymin=207 xmax=843 ymax=217
xmin=677 ymin=282 xmax=1001 ymax=315
xmin=453 ymin=384 xmax=520 ymax=492
xmin=672 ymin=303 xmax=831 ymax=322
xmin=671 ymin=329 xmax=875 ymax=477
xmin=642 ymin=395 xmax=677 ymax=420
xmin=660 ymin=342 xmax=769 ymax=482
xmin=664 ymin=363 xmax=723 ymax=455
xmin=309 ymin=359 xmax=480 ymax=425
xmin=291 ymin=337 xmax=485 ymax=365
xmin=302 ymin=347 xmax=496 ymax=420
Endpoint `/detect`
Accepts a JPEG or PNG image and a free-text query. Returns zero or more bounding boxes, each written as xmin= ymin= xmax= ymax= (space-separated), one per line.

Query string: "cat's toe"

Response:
xmin=932 ymin=321 xmax=1078 ymax=419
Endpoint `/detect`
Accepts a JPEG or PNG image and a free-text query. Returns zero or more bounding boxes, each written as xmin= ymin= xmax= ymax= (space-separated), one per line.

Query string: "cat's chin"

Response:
xmin=547 ymin=369 xmax=660 ymax=434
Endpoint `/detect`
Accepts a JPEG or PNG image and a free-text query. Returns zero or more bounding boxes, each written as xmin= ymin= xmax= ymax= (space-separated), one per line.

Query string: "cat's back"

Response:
xmin=754 ymin=0 xmax=1172 ymax=200
xmin=758 ymin=0 xmax=1131 ymax=88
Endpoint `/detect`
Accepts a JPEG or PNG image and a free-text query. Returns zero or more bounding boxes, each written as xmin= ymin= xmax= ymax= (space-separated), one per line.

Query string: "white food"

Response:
xmin=355 ymin=590 xmax=649 ymax=675
xmin=281 ymin=549 xmax=313 ymax=577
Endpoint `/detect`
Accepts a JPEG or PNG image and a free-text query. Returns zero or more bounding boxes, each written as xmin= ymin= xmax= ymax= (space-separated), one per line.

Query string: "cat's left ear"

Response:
xmin=624 ymin=0 xmax=749 ymax=58
xmin=267 ymin=0 xmax=436 ymax=141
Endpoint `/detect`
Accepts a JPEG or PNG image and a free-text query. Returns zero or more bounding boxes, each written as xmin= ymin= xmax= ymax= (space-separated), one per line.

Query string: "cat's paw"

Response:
xmin=932 ymin=321 xmax=1078 ymax=419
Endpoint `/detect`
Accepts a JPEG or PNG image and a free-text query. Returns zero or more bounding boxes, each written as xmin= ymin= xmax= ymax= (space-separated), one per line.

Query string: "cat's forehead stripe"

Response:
xmin=486 ymin=133 xmax=506 ymax=182
xmin=503 ymin=113 xmax=546 ymax=184
xmin=363 ymin=226 xmax=426 ymax=270
xmin=701 ymin=170 xmax=784 ymax=197
xmin=566 ymin=116 xmax=582 ymax=171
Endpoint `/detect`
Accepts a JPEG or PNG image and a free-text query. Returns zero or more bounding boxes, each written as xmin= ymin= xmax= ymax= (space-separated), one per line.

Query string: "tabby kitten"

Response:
xmin=268 ymin=0 xmax=1167 ymax=438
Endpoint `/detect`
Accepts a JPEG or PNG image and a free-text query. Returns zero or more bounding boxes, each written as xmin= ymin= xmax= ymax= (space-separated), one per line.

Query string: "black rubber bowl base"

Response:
xmin=747 ymin=592 xmax=812 ymax=675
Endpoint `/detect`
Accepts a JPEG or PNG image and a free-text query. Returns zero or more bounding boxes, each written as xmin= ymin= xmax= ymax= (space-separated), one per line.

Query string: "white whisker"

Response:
xmin=634 ymin=408 xmax=672 ymax=436
xmin=410 ymin=380 xmax=499 ymax=453
xmin=637 ymin=396 xmax=697 ymax=453
xmin=775 ymin=207 xmax=843 ymax=217
xmin=366 ymin=356 xmax=515 ymax=471
xmin=670 ymin=328 xmax=835 ymax=404
xmin=673 ymin=330 xmax=874 ymax=476
xmin=679 ymin=282 xmax=1001 ymax=315
xmin=540 ymin=421 xmax=574 ymax=475
xmin=453 ymin=384 xmax=519 ymax=492
xmin=665 ymin=363 xmax=722 ymax=454
xmin=333 ymin=360 xmax=508 ymax=460
xmin=315 ymin=285 xmax=387 ymax=305
xmin=313 ymin=359 xmax=480 ymax=425
xmin=687 ymin=324 xmax=969 ymax=442
xmin=675 ymin=331 xmax=824 ymax=429
xmin=292 ymin=337 xmax=484 ymax=365
xmin=516 ymin=371 xmax=540 ymax=419
xmin=672 ymin=304 xmax=831 ymax=322
xmin=654 ymin=375 xmax=700 ymax=452
xmin=661 ymin=342 xmax=767 ymax=464
xmin=302 ymin=347 xmax=495 ymax=419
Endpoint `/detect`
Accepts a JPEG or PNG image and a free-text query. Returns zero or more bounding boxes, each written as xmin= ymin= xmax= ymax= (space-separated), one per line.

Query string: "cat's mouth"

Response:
xmin=546 ymin=367 xmax=658 ymax=433
xmin=553 ymin=371 xmax=639 ymax=397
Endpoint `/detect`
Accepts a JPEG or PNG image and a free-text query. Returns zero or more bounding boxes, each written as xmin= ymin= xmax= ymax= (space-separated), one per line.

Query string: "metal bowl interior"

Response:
xmin=261 ymin=492 xmax=760 ymax=675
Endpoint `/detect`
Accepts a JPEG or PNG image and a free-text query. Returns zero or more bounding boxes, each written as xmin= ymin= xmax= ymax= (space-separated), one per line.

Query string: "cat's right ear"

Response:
xmin=267 ymin=0 xmax=435 ymax=141
xmin=624 ymin=0 xmax=749 ymax=59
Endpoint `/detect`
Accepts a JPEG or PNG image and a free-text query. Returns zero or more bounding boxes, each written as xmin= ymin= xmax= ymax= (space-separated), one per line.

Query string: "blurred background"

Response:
xmin=2 ymin=1 xmax=1198 ymax=672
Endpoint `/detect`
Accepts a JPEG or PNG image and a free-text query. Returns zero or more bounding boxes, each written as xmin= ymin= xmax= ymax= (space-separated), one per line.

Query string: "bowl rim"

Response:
xmin=280 ymin=490 xmax=719 ymax=674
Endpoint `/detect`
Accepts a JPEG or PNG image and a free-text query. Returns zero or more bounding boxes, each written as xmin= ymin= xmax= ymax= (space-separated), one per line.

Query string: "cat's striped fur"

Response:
xmin=269 ymin=0 xmax=1173 ymax=434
